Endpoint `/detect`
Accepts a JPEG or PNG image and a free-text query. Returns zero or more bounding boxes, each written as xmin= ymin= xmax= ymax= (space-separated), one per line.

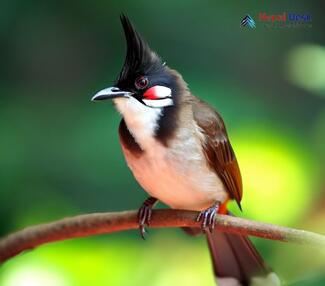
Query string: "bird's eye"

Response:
xmin=135 ymin=76 xmax=149 ymax=89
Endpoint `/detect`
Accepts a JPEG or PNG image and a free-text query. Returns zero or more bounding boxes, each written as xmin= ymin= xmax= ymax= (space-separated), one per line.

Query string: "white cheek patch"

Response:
xmin=142 ymin=85 xmax=173 ymax=107
xmin=143 ymin=97 xmax=174 ymax=108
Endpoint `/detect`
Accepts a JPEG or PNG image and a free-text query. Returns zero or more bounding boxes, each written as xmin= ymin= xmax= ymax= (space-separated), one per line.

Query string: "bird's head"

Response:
xmin=92 ymin=15 xmax=184 ymax=112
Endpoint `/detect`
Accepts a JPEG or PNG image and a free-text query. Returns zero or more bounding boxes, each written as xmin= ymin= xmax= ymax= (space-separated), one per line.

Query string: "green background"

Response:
xmin=1 ymin=1 xmax=324 ymax=285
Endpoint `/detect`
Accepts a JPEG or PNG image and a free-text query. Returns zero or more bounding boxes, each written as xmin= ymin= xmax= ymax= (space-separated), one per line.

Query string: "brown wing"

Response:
xmin=192 ymin=98 xmax=243 ymax=210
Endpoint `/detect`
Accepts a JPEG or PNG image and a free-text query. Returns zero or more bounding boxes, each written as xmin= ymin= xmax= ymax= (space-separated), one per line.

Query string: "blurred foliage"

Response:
xmin=0 ymin=234 xmax=215 ymax=286
xmin=0 ymin=0 xmax=324 ymax=285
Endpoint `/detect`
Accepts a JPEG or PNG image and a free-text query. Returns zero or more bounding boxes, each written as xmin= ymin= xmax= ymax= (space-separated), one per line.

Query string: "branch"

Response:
xmin=1 ymin=209 xmax=324 ymax=264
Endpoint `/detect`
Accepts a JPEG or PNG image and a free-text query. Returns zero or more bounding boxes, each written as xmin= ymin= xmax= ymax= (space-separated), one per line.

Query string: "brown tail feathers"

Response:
xmin=206 ymin=230 xmax=281 ymax=286
xmin=183 ymin=211 xmax=281 ymax=286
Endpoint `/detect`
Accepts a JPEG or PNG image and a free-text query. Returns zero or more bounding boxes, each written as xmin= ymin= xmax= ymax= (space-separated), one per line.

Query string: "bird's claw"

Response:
xmin=138 ymin=197 xmax=157 ymax=239
xmin=138 ymin=204 xmax=152 ymax=239
xmin=196 ymin=202 xmax=220 ymax=233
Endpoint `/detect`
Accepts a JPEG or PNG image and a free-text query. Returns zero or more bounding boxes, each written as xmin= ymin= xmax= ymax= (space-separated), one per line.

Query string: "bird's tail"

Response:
xmin=206 ymin=228 xmax=281 ymax=286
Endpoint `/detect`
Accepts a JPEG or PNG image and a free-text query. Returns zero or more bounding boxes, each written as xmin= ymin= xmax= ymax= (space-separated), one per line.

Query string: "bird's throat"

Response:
xmin=114 ymin=97 xmax=162 ymax=150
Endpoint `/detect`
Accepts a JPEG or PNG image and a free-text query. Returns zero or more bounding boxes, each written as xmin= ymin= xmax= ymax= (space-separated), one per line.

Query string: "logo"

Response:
xmin=259 ymin=12 xmax=312 ymax=28
xmin=240 ymin=12 xmax=312 ymax=29
xmin=241 ymin=15 xmax=256 ymax=28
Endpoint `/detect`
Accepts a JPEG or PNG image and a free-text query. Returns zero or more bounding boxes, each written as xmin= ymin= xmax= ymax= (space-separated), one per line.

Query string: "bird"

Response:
xmin=92 ymin=15 xmax=281 ymax=286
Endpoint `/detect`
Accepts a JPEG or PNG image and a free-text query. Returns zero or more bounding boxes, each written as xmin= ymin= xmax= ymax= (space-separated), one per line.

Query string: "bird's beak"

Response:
xmin=91 ymin=87 xmax=133 ymax=101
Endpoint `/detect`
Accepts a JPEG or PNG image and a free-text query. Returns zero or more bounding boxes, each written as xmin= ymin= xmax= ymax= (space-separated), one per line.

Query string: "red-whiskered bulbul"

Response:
xmin=92 ymin=15 xmax=280 ymax=286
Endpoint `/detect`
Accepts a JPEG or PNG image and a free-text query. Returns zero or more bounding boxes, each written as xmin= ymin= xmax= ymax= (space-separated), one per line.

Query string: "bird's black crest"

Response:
xmin=117 ymin=15 xmax=163 ymax=85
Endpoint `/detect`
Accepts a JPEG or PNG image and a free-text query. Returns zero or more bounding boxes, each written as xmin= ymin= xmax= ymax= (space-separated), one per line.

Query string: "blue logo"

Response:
xmin=241 ymin=15 xmax=256 ymax=28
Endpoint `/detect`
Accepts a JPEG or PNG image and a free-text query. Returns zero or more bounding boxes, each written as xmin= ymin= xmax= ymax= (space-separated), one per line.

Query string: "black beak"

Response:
xmin=91 ymin=87 xmax=133 ymax=101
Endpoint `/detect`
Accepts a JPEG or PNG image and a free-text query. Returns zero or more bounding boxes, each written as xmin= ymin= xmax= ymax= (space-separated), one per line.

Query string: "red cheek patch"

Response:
xmin=143 ymin=86 xmax=159 ymax=99
xmin=143 ymin=85 xmax=172 ymax=100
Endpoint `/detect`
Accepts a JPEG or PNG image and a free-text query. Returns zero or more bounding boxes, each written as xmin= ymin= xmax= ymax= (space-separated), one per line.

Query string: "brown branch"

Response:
xmin=1 ymin=209 xmax=324 ymax=264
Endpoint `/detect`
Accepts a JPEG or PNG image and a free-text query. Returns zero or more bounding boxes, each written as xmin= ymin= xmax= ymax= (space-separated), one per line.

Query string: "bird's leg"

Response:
xmin=138 ymin=197 xmax=158 ymax=239
xmin=196 ymin=201 xmax=221 ymax=233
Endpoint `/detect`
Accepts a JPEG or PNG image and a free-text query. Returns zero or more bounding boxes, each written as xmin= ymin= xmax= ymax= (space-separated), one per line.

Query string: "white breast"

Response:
xmin=114 ymin=96 xmax=228 ymax=211
xmin=121 ymin=138 xmax=227 ymax=211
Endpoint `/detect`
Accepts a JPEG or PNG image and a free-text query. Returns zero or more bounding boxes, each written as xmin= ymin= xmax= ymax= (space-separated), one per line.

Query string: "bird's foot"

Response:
xmin=138 ymin=197 xmax=158 ymax=239
xmin=196 ymin=201 xmax=221 ymax=233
